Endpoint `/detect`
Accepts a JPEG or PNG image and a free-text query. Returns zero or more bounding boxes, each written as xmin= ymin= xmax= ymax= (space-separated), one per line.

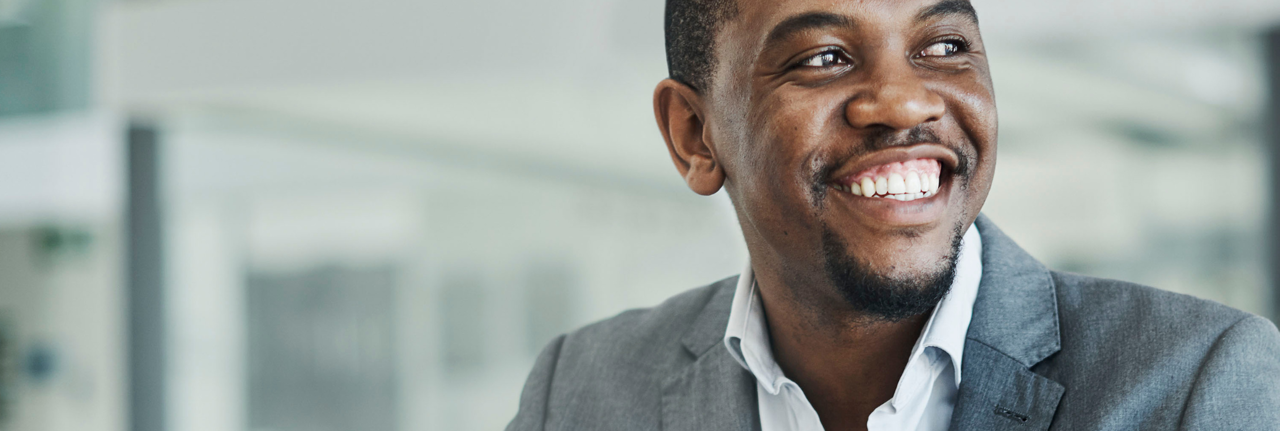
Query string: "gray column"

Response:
xmin=1268 ymin=27 xmax=1280 ymax=324
xmin=128 ymin=124 xmax=166 ymax=431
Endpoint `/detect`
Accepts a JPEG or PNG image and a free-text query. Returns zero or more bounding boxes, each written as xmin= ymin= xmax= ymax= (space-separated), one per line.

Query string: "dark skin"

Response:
xmin=654 ymin=0 xmax=997 ymax=429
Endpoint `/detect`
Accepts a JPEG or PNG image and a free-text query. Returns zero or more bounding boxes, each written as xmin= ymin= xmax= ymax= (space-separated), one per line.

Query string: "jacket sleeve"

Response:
xmin=506 ymin=334 xmax=567 ymax=431
xmin=1178 ymin=314 xmax=1280 ymax=430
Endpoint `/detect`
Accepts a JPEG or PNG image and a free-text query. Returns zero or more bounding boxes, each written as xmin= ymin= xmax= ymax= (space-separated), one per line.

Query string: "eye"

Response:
xmin=798 ymin=50 xmax=848 ymax=68
xmin=917 ymin=40 xmax=967 ymax=58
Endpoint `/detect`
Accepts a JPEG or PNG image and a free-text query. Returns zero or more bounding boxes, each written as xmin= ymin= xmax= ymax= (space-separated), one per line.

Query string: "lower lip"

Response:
xmin=828 ymin=179 xmax=951 ymax=226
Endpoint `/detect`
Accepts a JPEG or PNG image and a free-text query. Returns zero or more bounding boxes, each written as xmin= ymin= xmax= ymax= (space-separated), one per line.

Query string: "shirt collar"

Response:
xmin=911 ymin=223 xmax=982 ymax=386
xmin=724 ymin=257 xmax=791 ymax=394
xmin=723 ymin=224 xmax=983 ymax=392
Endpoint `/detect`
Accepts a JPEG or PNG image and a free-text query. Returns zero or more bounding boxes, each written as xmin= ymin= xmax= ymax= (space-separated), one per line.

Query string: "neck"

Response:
xmin=755 ymin=271 xmax=931 ymax=431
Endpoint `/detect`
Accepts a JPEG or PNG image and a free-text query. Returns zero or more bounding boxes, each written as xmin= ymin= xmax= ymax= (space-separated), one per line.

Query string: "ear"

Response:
xmin=653 ymin=79 xmax=726 ymax=196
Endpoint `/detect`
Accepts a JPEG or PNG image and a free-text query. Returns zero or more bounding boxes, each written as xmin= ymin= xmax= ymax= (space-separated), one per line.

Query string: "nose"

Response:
xmin=844 ymin=68 xmax=946 ymax=130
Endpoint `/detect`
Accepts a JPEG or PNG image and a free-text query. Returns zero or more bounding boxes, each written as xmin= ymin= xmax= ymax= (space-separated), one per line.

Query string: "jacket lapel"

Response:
xmin=949 ymin=215 xmax=1065 ymax=430
xmin=661 ymin=277 xmax=761 ymax=431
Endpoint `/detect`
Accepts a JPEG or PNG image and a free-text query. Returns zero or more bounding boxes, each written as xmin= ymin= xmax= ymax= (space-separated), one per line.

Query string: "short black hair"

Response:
xmin=664 ymin=0 xmax=739 ymax=92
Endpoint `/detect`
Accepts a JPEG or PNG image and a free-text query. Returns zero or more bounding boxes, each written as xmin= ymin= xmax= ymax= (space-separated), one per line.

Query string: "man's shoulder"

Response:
xmin=1050 ymin=270 xmax=1262 ymax=338
xmin=549 ymin=275 xmax=737 ymax=382
xmin=566 ymin=275 xmax=736 ymax=353
xmin=517 ymin=276 xmax=737 ymax=427
xmin=1048 ymin=271 xmax=1280 ymax=359
xmin=1042 ymin=271 xmax=1280 ymax=428
xmin=506 ymin=277 xmax=736 ymax=429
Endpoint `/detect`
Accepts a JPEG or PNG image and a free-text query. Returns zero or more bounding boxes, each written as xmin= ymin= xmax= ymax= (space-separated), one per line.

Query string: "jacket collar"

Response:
xmin=965 ymin=214 xmax=1061 ymax=367
xmin=948 ymin=214 xmax=1063 ymax=430
xmin=665 ymin=276 xmax=760 ymax=431
xmin=679 ymin=276 xmax=738 ymax=357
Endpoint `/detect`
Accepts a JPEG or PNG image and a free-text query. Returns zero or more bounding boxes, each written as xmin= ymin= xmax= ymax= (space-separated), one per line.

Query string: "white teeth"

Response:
xmin=849 ymin=171 xmax=941 ymax=201
xmin=887 ymin=173 xmax=905 ymax=194
xmin=905 ymin=172 xmax=922 ymax=194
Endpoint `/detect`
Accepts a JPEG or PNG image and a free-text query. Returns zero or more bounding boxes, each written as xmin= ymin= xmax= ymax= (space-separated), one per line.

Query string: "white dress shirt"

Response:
xmin=723 ymin=225 xmax=982 ymax=431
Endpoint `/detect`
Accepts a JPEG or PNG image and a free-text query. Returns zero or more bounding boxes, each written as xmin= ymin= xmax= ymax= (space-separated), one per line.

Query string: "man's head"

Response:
xmin=654 ymin=0 xmax=997 ymax=322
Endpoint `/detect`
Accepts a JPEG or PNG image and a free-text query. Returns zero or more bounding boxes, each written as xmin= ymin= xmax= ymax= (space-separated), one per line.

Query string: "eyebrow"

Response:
xmin=762 ymin=12 xmax=855 ymax=49
xmin=762 ymin=1 xmax=978 ymax=50
xmin=917 ymin=0 xmax=979 ymax=24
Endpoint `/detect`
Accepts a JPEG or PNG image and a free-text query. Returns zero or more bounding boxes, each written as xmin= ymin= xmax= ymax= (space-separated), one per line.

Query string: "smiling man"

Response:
xmin=506 ymin=0 xmax=1280 ymax=430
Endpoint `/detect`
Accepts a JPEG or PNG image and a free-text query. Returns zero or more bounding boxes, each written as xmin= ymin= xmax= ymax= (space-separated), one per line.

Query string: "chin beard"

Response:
xmin=819 ymin=223 xmax=965 ymax=322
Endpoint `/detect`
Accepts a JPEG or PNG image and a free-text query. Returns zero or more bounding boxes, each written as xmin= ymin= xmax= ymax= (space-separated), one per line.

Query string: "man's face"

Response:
xmin=706 ymin=0 xmax=997 ymax=318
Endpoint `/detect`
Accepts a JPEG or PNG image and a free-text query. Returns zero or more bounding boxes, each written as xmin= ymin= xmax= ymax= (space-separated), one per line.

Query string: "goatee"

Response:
xmin=819 ymin=223 xmax=964 ymax=322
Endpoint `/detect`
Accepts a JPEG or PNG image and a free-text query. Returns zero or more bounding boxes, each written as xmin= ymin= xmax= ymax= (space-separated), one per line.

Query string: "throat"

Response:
xmin=760 ymin=285 xmax=930 ymax=430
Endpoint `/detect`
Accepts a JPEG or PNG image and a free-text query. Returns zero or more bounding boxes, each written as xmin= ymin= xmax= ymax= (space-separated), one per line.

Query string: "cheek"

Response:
xmin=742 ymin=90 xmax=844 ymax=177
xmin=948 ymin=78 xmax=998 ymax=150
xmin=728 ymin=93 xmax=842 ymax=242
xmin=930 ymin=81 xmax=996 ymax=182
xmin=936 ymin=79 xmax=998 ymax=217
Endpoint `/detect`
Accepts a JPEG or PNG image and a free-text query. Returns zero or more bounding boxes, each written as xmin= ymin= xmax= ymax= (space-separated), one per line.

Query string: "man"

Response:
xmin=507 ymin=0 xmax=1280 ymax=429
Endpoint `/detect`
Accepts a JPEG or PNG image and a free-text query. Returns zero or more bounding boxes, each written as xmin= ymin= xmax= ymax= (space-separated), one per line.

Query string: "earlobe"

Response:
xmin=653 ymin=79 xmax=726 ymax=196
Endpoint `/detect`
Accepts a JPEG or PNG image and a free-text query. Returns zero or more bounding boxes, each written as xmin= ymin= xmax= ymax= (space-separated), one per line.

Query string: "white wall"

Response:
xmin=0 ymin=113 xmax=125 ymax=431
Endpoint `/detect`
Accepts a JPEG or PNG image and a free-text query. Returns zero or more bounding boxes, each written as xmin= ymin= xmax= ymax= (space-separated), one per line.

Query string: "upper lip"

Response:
xmin=826 ymin=144 xmax=960 ymax=184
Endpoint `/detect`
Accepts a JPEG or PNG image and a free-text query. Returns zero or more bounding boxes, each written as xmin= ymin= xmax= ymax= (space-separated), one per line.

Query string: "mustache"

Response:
xmin=808 ymin=125 xmax=974 ymax=204
xmin=866 ymin=126 xmax=941 ymax=153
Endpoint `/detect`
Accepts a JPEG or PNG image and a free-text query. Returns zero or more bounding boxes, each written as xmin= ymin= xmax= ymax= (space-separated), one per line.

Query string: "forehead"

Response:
xmin=726 ymin=0 xmax=974 ymax=45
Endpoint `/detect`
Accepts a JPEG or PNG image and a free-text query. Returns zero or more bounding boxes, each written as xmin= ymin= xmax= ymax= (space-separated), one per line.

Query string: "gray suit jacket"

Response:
xmin=507 ymin=215 xmax=1280 ymax=430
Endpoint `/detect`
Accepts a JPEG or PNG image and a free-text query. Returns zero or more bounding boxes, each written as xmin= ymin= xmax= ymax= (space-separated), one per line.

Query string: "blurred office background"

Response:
xmin=0 ymin=0 xmax=1279 ymax=430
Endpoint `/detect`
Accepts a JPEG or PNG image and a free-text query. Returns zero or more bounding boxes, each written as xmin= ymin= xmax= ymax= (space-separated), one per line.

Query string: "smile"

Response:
xmin=829 ymin=158 xmax=942 ymax=202
xmin=821 ymin=144 xmax=959 ymax=226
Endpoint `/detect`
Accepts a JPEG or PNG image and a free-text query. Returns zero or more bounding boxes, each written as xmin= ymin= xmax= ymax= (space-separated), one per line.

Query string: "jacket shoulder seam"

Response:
xmin=1175 ymin=313 xmax=1254 ymax=428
